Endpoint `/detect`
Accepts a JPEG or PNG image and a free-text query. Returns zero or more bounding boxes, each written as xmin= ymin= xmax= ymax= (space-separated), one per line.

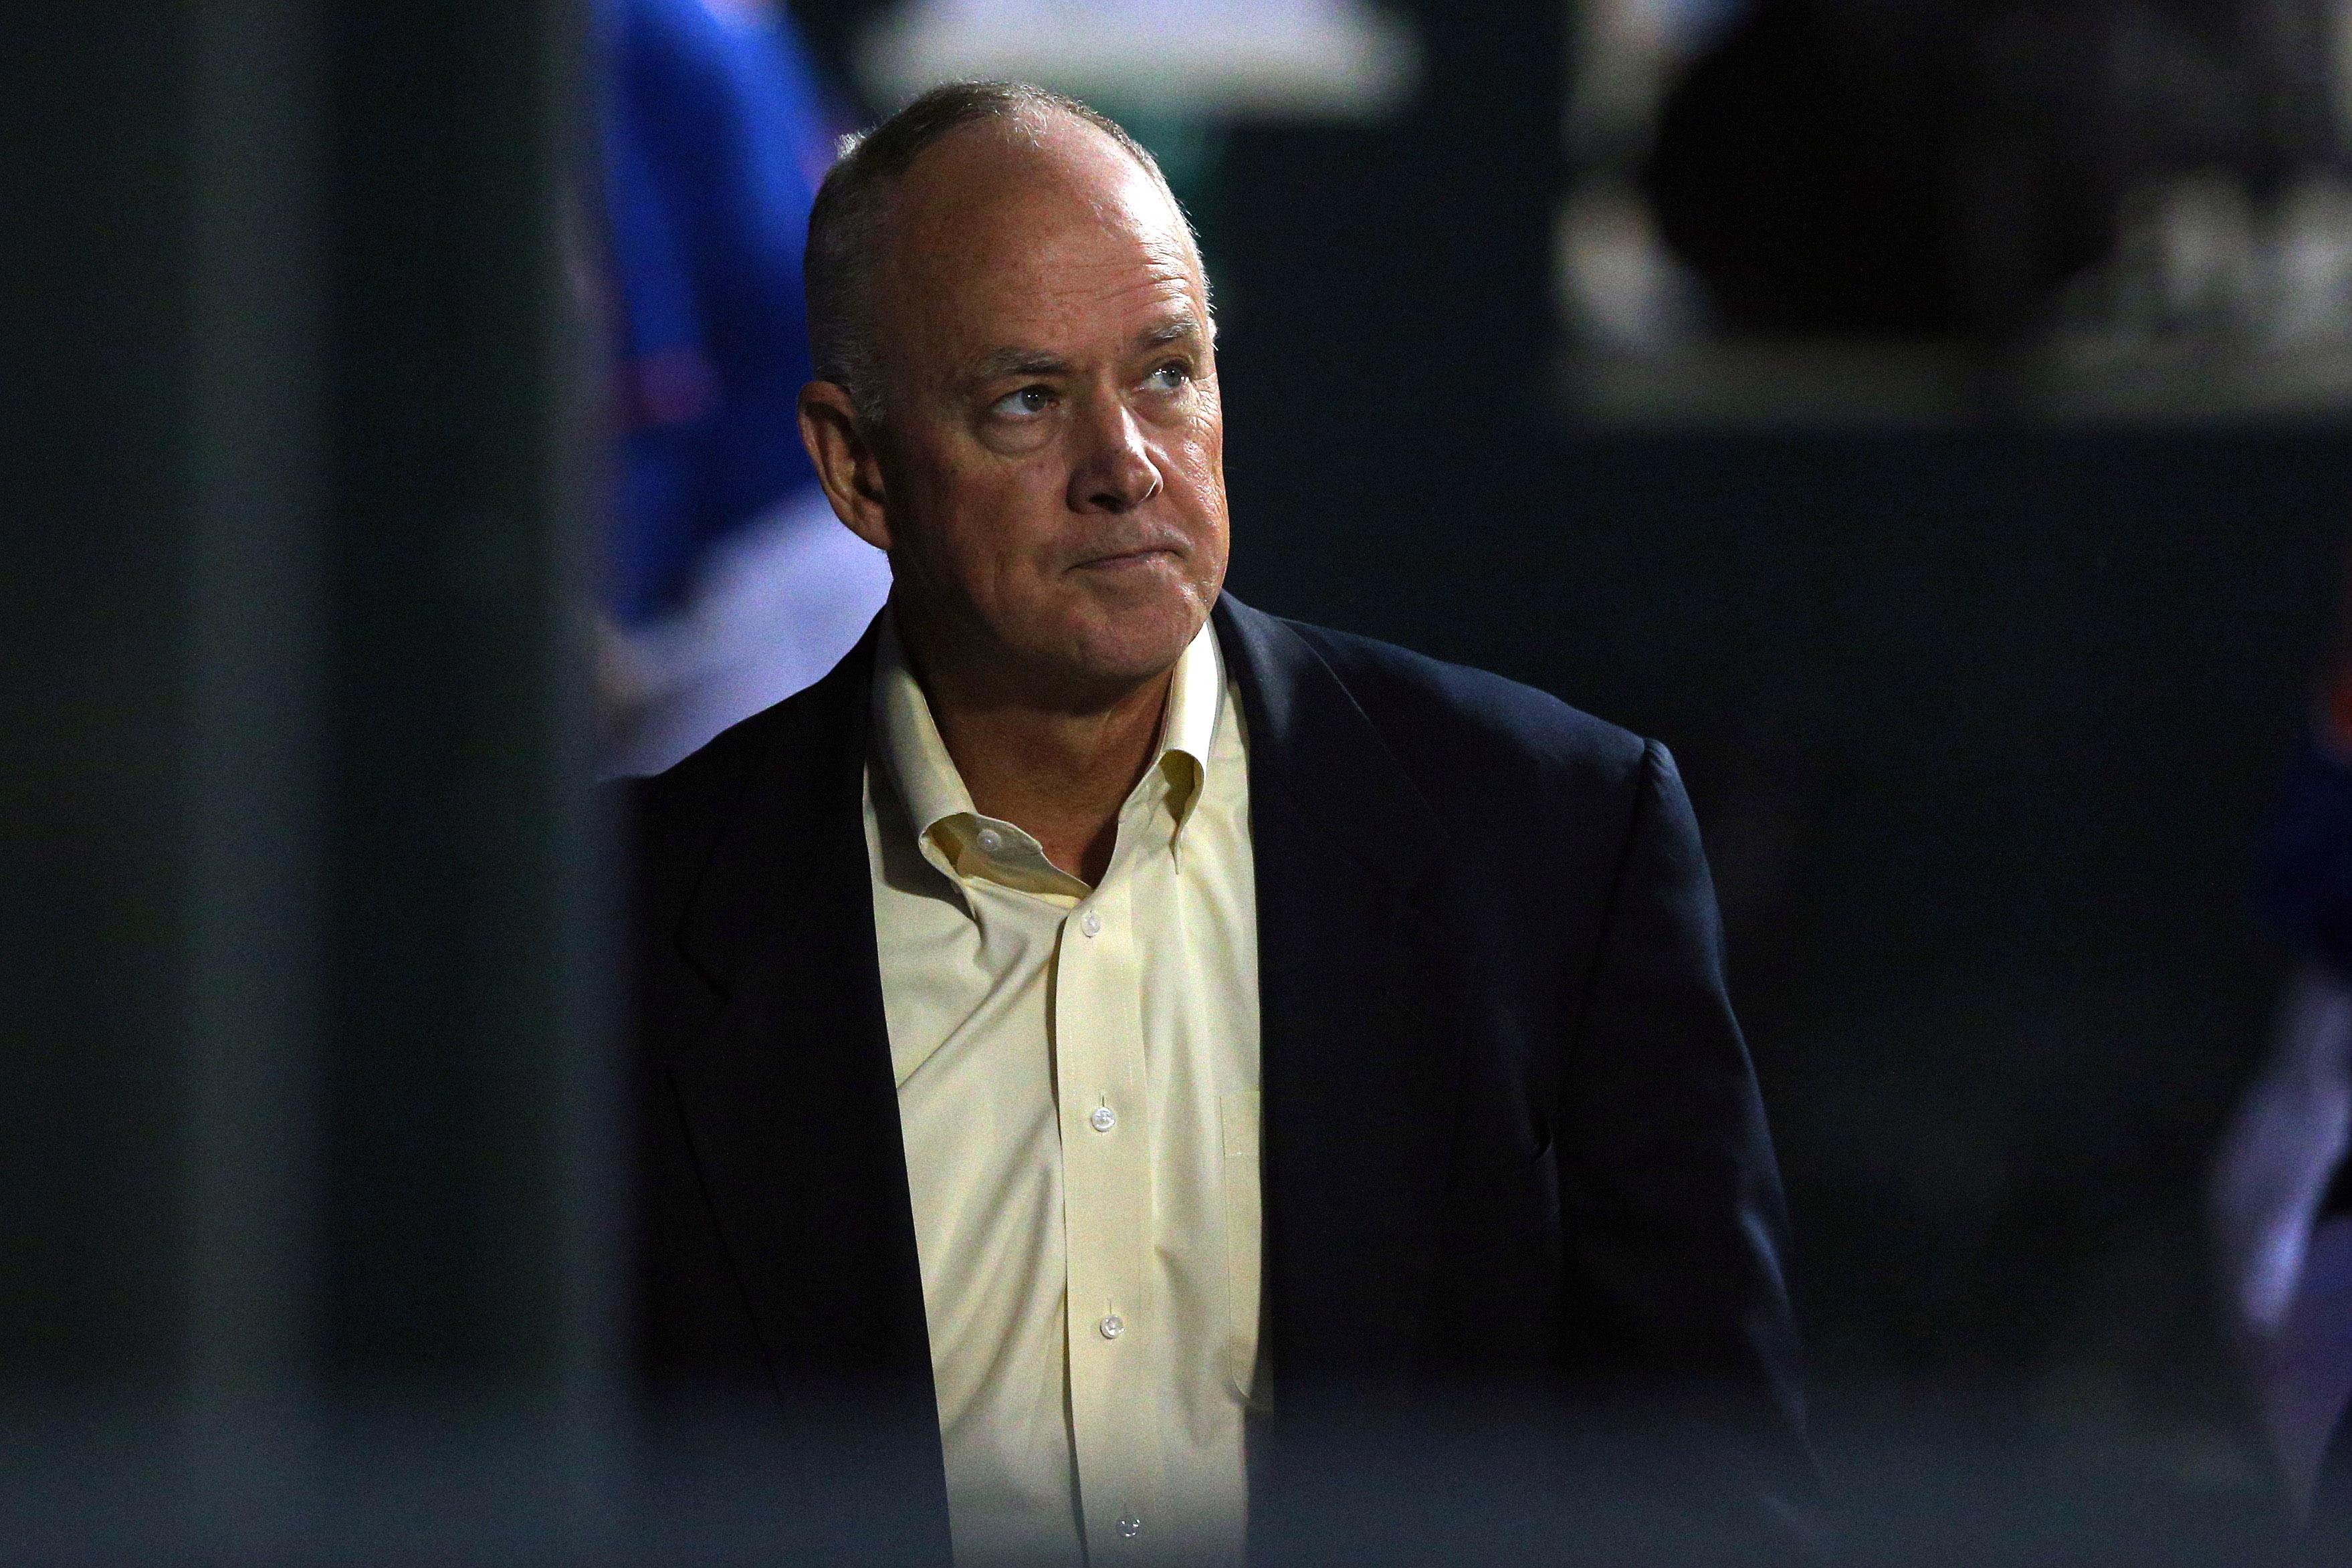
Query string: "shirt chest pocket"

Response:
xmin=1220 ymin=1089 xmax=1265 ymax=1406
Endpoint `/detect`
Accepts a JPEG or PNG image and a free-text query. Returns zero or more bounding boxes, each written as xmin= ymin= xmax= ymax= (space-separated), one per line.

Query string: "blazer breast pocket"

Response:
xmin=1449 ymin=1128 xmax=1563 ymax=1266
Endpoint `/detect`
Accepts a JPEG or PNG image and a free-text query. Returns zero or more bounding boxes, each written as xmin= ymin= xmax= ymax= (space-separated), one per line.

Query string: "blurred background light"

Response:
xmin=853 ymin=0 xmax=1421 ymax=118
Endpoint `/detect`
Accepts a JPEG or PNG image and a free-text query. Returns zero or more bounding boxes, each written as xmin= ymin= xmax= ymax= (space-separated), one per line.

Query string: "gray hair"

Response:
xmin=805 ymin=81 xmax=1198 ymax=427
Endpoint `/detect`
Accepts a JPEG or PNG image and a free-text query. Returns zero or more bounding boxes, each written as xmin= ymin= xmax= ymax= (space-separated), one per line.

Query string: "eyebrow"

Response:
xmin=965 ymin=314 xmax=1207 ymax=385
xmin=1138 ymin=314 xmax=1204 ymax=351
xmin=970 ymin=346 xmax=1069 ymax=382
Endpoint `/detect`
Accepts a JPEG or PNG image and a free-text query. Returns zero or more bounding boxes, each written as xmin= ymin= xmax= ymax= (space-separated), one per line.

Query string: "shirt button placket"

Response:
xmin=1060 ymin=876 xmax=1152 ymax=1553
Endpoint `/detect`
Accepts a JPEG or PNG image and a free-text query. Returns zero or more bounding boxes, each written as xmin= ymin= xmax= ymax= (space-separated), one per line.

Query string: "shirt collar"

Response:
xmin=1156 ymin=612 xmax=1222 ymax=837
xmin=870 ymin=608 xmax=1225 ymax=890
xmin=872 ymin=609 xmax=979 ymax=847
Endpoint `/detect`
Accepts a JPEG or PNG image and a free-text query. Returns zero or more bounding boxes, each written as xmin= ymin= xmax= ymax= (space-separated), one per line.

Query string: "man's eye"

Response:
xmin=1145 ymin=362 xmax=1191 ymax=393
xmin=992 ymin=386 xmax=1053 ymax=418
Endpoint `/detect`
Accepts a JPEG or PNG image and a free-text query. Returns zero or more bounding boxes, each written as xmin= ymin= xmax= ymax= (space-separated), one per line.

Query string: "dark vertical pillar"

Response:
xmin=316 ymin=0 xmax=606 ymax=1402
xmin=3 ymin=2 xmax=207 ymax=1391
xmin=1 ymin=0 xmax=608 ymax=1551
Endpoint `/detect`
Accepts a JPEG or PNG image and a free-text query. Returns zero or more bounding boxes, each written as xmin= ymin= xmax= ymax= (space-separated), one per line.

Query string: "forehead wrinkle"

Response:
xmin=908 ymin=262 xmax=1206 ymax=386
xmin=1014 ymin=213 xmax=1199 ymax=310
xmin=1041 ymin=291 xmax=1203 ymax=363
xmin=903 ymin=198 xmax=1186 ymax=311
xmin=950 ymin=275 xmax=1194 ymax=380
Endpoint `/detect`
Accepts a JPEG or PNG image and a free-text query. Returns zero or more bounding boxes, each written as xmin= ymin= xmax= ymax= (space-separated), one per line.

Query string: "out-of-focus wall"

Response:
xmin=3 ymin=1 xmax=617 ymax=1558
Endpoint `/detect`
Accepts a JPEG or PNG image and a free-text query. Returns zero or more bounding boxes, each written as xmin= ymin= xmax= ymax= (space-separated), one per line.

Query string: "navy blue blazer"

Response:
xmin=625 ymin=594 xmax=1816 ymax=1565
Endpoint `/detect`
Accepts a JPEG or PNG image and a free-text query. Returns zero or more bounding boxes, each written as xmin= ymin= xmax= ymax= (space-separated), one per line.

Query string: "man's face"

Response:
xmin=865 ymin=118 xmax=1228 ymax=697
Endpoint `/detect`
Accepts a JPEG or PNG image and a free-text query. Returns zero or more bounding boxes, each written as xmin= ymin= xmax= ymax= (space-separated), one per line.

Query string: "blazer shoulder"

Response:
xmin=626 ymin=697 xmax=776 ymax=851
xmin=617 ymin=661 xmax=857 ymax=918
xmin=1279 ymin=618 xmax=1650 ymax=796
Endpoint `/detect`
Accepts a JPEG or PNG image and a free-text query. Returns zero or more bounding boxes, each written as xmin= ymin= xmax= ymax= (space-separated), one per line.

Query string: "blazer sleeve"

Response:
xmin=1557 ymin=739 xmax=1820 ymax=1554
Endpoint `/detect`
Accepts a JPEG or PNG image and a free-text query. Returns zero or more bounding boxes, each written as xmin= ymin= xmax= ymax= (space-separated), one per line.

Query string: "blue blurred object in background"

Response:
xmin=605 ymin=0 xmax=833 ymax=624
xmin=2210 ymin=627 xmax=2352 ymax=1515
xmin=599 ymin=0 xmax=890 ymax=775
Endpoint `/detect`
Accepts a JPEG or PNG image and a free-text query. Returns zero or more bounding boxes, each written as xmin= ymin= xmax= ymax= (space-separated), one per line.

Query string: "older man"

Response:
xmin=627 ymin=82 xmax=1812 ymax=1567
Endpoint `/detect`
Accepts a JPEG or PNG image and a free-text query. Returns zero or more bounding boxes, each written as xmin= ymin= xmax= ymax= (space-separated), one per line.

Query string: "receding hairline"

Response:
xmin=865 ymin=104 xmax=1198 ymax=266
xmin=805 ymin=82 xmax=1209 ymax=424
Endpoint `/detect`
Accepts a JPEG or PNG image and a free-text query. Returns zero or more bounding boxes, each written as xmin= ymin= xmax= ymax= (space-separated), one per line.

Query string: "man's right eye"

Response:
xmin=991 ymin=386 xmax=1054 ymax=418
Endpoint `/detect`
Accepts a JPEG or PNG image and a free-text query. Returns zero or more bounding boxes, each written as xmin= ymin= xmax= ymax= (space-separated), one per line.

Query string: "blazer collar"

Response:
xmin=1210 ymin=595 xmax=1440 ymax=897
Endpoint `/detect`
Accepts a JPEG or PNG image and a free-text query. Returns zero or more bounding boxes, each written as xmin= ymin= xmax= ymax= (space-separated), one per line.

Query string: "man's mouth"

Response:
xmin=1072 ymin=538 xmax=1186 ymax=571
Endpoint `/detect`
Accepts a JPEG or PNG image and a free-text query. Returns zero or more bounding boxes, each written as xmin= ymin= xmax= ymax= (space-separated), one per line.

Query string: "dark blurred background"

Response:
xmin=10 ymin=0 xmax=2351 ymax=1561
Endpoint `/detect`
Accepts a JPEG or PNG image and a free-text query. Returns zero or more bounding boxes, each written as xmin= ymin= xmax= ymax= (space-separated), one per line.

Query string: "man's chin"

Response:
xmin=1042 ymin=591 xmax=1212 ymax=691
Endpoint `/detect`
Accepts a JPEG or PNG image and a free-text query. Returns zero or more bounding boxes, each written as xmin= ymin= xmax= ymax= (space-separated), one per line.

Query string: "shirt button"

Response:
xmin=976 ymin=827 xmax=1002 ymax=853
xmin=1098 ymin=1313 xmax=1124 ymax=1340
xmin=1116 ymin=1515 xmax=1142 ymax=1539
xmin=1089 ymin=1105 xmax=1116 ymax=1133
xmin=1079 ymin=909 xmax=1101 ymax=937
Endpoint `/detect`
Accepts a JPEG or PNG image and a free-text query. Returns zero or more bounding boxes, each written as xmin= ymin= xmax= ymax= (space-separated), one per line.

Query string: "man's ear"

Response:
xmin=798 ymin=380 xmax=892 ymax=552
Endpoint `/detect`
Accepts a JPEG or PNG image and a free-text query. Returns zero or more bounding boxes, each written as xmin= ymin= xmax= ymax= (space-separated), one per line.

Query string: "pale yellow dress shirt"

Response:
xmin=863 ymin=611 xmax=1263 ymax=1568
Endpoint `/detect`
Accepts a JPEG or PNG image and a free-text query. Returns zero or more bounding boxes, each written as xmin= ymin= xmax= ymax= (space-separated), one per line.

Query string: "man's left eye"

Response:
xmin=1144 ymin=362 xmax=1190 ymax=392
xmin=991 ymin=386 xmax=1053 ymax=418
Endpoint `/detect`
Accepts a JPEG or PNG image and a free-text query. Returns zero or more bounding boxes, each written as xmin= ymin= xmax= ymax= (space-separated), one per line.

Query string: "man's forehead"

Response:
xmin=886 ymin=118 xmax=1200 ymax=293
xmin=964 ymin=229 xmax=1199 ymax=314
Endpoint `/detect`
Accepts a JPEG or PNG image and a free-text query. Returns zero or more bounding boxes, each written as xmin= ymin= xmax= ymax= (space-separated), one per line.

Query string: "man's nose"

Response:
xmin=1067 ymin=396 xmax=1162 ymax=514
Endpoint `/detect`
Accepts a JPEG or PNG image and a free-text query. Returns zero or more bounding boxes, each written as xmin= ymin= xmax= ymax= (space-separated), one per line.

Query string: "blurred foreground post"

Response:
xmin=3 ymin=0 xmax=610 ymax=1559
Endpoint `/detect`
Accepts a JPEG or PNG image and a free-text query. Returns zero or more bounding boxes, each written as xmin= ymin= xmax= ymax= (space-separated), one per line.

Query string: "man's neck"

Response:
xmin=897 ymin=610 xmax=1175 ymax=887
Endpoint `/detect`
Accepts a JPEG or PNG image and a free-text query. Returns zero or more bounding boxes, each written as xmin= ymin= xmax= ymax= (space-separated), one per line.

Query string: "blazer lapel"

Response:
xmin=663 ymin=625 xmax=944 ymax=1499
xmin=1214 ymin=596 xmax=1461 ymax=1395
